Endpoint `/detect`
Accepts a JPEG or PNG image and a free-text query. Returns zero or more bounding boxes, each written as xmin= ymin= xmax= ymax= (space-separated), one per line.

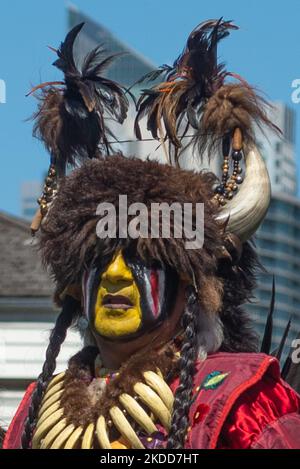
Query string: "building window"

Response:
xmin=284 ymin=107 xmax=296 ymax=144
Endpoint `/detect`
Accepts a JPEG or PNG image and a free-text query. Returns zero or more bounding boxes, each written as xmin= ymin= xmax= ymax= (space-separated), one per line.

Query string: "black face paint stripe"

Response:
xmin=84 ymin=252 xmax=179 ymax=342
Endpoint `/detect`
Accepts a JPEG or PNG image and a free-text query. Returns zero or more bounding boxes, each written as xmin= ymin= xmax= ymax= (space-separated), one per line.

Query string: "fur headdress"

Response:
xmin=40 ymin=155 xmax=222 ymax=314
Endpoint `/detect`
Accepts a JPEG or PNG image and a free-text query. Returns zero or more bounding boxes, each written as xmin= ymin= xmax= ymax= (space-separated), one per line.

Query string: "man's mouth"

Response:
xmin=102 ymin=294 xmax=133 ymax=311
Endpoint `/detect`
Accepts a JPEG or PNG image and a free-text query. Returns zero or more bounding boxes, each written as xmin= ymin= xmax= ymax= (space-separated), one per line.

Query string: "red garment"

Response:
xmin=218 ymin=371 xmax=300 ymax=448
xmin=171 ymin=352 xmax=300 ymax=449
xmin=3 ymin=352 xmax=300 ymax=449
xmin=2 ymin=382 xmax=36 ymax=450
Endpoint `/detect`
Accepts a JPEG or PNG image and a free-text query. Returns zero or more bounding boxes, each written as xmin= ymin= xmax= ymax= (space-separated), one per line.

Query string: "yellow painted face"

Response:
xmin=94 ymin=252 xmax=142 ymax=338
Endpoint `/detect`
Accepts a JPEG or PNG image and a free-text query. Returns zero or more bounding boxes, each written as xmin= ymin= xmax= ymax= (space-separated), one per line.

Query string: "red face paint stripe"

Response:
xmin=150 ymin=269 xmax=159 ymax=317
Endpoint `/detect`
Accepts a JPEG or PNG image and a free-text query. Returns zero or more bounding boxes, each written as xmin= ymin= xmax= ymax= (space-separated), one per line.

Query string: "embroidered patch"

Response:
xmin=201 ymin=371 xmax=229 ymax=391
xmin=191 ymin=370 xmax=230 ymax=405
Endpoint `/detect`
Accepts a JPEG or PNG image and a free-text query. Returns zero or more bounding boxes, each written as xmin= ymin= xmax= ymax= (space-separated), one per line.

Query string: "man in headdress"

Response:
xmin=3 ymin=20 xmax=300 ymax=450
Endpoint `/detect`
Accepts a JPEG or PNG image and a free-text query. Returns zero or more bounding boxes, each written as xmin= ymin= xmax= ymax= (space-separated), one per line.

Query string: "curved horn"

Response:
xmin=216 ymin=144 xmax=271 ymax=242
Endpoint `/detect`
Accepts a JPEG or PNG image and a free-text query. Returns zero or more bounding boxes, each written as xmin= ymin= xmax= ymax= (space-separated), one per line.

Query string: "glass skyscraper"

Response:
xmin=248 ymin=193 xmax=300 ymax=350
xmin=21 ymin=181 xmax=42 ymax=220
xmin=68 ymin=4 xmax=155 ymax=94
xmin=247 ymin=104 xmax=300 ymax=356
xmin=68 ymin=4 xmax=161 ymax=160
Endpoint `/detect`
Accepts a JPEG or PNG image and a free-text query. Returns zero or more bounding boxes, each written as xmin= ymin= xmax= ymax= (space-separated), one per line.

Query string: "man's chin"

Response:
xmin=95 ymin=312 xmax=142 ymax=339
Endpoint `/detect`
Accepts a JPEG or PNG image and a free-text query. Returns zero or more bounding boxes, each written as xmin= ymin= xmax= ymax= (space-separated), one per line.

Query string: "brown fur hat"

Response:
xmin=40 ymin=154 xmax=224 ymax=315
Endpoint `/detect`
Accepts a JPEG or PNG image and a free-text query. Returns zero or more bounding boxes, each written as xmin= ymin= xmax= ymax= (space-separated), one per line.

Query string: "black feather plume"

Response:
xmin=173 ymin=18 xmax=238 ymax=96
xmin=31 ymin=23 xmax=130 ymax=174
xmin=260 ymin=277 xmax=275 ymax=354
xmin=273 ymin=317 xmax=292 ymax=361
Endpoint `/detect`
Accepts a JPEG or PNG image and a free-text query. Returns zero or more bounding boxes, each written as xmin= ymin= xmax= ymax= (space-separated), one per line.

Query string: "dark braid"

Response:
xmin=21 ymin=295 xmax=80 ymax=449
xmin=167 ymin=286 xmax=200 ymax=448
xmin=0 ymin=426 xmax=5 ymax=448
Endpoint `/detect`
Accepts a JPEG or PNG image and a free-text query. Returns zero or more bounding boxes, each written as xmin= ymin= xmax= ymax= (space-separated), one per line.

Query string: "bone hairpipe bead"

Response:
xmin=232 ymin=127 xmax=243 ymax=151
xmin=30 ymin=208 xmax=43 ymax=235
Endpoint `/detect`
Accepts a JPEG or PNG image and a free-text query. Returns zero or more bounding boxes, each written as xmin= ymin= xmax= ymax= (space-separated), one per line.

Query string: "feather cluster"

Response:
xmin=134 ymin=19 xmax=238 ymax=160
xmin=135 ymin=19 xmax=279 ymax=162
xmin=32 ymin=23 xmax=129 ymax=173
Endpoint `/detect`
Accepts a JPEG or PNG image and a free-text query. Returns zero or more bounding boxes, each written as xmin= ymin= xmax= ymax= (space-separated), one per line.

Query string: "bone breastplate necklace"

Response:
xmin=32 ymin=354 xmax=175 ymax=449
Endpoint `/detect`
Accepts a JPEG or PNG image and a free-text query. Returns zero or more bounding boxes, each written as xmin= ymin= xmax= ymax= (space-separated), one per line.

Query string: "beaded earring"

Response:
xmin=214 ymin=127 xmax=244 ymax=206
xmin=30 ymin=161 xmax=58 ymax=235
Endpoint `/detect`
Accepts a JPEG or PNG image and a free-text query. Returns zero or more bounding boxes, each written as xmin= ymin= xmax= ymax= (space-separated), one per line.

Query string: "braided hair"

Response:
xmin=21 ymin=295 xmax=80 ymax=449
xmin=0 ymin=427 xmax=5 ymax=448
xmin=167 ymin=286 xmax=200 ymax=448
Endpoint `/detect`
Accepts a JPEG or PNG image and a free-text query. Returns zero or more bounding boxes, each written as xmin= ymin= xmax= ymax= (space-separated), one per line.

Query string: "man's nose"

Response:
xmin=101 ymin=251 xmax=133 ymax=284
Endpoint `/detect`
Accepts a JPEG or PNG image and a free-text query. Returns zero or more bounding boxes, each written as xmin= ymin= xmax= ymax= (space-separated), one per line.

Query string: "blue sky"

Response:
xmin=0 ymin=0 xmax=300 ymax=216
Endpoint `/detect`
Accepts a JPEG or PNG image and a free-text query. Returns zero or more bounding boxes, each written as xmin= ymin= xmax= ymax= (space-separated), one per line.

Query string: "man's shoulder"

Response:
xmin=193 ymin=351 xmax=281 ymax=388
xmin=186 ymin=352 xmax=282 ymax=448
xmin=200 ymin=351 xmax=280 ymax=376
xmin=3 ymin=382 xmax=36 ymax=449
